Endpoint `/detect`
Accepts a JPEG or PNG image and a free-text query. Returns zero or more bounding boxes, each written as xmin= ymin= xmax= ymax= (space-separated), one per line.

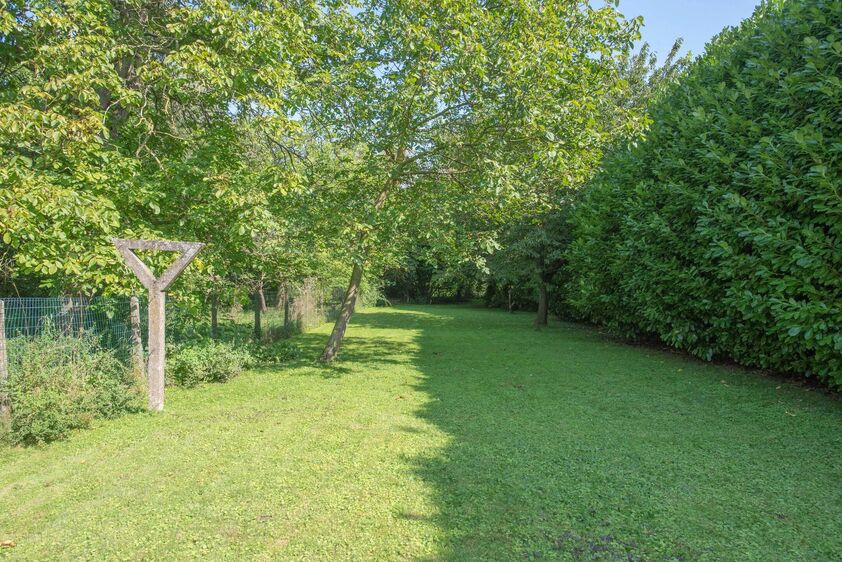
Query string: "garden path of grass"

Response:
xmin=1 ymin=305 xmax=840 ymax=561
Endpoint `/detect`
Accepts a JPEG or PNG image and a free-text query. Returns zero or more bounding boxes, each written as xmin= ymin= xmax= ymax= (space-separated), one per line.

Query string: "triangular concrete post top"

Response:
xmin=112 ymin=238 xmax=204 ymax=412
xmin=112 ymin=238 xmax=205 ymax=292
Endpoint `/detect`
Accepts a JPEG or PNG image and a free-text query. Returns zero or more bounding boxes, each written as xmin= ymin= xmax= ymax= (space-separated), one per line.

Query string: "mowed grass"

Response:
xmin=1 ymin=305 xmax=840 ymax=561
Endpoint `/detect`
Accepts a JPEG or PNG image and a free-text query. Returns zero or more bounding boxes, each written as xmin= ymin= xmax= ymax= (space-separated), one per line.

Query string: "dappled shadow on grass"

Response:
xmin=300 ymin=335 xmax=415 ymax=378
xmin=404 ymin=306 xmax=842 ymax=561
xmin=293 ymin=308 xmax=451 ymax=378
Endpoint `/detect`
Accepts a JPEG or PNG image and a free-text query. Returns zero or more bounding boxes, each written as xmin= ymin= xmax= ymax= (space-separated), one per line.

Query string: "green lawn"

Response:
xmin=1 ymin=305 xmax=840 ymax=561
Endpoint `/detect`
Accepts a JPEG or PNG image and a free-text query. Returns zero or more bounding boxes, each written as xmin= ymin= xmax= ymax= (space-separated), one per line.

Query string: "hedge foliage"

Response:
xmin=566 ymin=0 xmax=842 ymax=386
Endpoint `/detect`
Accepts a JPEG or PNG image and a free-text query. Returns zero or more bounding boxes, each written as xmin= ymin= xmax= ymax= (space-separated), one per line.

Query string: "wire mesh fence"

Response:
xmin=0 ymin=284 xmax=341 ymax=442
xmin=247 ymin=280 xmax=341 ymax=342
xmin=0 ymin=280 xmax=342 ymax=375
xmin=0 ymin=296 xmax=145 ymax=368
xmin=2 ymin=296 xmax=143 ymax=346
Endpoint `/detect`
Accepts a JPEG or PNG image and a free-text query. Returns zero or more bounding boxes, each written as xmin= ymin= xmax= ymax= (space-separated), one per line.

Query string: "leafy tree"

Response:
xmin=0 ymin=0 xmax=310 ymax=294
xmin=609 ymin=39 xmax=693 ymax=132
xmin=302 ymin=0 xmax=640 ymax=361
xmin=488 ymin=200 xmax=574 ymax=326
xmin=483 ymin=38 xmax=688 ymax=326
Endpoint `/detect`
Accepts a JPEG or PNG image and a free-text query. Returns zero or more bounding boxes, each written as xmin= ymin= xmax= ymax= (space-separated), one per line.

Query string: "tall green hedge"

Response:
xmin=566 ymin=0 xmax=842 ymax=386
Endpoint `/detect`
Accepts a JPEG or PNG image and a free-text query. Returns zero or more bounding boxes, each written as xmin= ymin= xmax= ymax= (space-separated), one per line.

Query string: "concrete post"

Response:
xmin=112 ymin=239 xmax=203 ymax=412
xmin=147 ymin=291 xmax=165 ymax=411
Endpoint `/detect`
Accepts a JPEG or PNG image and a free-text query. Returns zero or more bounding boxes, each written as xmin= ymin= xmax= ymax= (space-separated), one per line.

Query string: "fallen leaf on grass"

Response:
xmin=1 ymin=540 xmax=16 ymax=548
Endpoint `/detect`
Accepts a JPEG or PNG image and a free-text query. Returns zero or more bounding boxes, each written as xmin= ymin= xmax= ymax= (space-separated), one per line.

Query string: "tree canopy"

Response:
xmin=3 ymin=0 xmax=652 ymax=360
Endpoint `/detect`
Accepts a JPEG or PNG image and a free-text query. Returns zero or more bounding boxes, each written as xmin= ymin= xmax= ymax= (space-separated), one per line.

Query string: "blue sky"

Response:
xmin=615 ymin=0 xmax=762 ymax=60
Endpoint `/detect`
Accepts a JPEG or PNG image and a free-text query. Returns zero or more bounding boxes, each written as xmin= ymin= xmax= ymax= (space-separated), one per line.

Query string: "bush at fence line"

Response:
xmin=2 ymin=331 xmax=143 ymax=446
xmin=167 ymin=340 xmax=253 ymax=387
xmin=247 ymin=340 xmax=302 ymax=365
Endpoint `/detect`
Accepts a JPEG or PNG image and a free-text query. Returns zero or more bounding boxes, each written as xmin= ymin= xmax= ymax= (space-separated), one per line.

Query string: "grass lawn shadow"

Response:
xmin=403 ymin=306 xmax=842 ymax=560
xmin=296 ymin=308 xmax=451 ymax=378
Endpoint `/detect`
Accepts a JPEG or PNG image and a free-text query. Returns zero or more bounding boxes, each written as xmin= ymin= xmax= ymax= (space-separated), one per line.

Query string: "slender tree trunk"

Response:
xmin=283 ymin=284 xmax=291 ymax=328
xmin=535 ymin=280 xmax=549 ymax=328
xmin=253 ymin=292 xmax=262 ymax=341
xmin=210 ymin=294 xmax=219 ymax=339
xmin=508 ymin=287 xmax=514 ymax=313
xmin=257 ymin=280 xmax=267 ymax=313
xmin=320 ymin=262 xmax=363 ymax=362
xmin=320 ymin=145 xmax=403 ymax=362
xmin=276 ymin=282 xmax=285 ymax=308
xmin=321 ymin=184 xmax=393 ymax=362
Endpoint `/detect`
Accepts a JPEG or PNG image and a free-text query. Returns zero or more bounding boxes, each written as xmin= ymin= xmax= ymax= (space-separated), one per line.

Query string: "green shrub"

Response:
xmin=247 ymin=339 xmax=302 ymax=365
xmin=566 ymin=0 xmax=842 ymax=386
xmin=2 ymin=332 xmax=142 ymax=445
xmin=167 ymin=340 xmax=252 ymax=387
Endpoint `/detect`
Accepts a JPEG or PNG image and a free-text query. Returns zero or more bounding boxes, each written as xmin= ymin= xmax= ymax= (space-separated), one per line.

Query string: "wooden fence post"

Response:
xmin=129 ymin=296 xmax=145 ymax=384
xmin=112 ymin=239 xmax=203 ymax=412
xmin=0 ymin=300 xmax=9 ymax=421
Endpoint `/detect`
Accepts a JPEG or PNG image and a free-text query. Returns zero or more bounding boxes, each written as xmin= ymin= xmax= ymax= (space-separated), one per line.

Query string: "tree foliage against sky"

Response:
xmin=1 ymin=0 xmax=649 ymax=360
xmin=293 ymin=0 xmax=644 ymax=359
xmin=483 ymin=38 xmax=690 ymax=327
xmin=0 ymin=0 xmax=313 ymax=293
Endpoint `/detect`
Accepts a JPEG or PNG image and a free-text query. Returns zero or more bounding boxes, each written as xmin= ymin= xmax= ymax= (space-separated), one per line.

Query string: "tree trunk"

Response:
xmin=320 ymin=147 xmax=400 ymax=362
xmin=508 ymin=287 xmax=514 ymax=313
xmin=283 ymin=284 xmax=290 ymax=328
xmin=535 ymin=280 xmax=549 ymax=328
xmin=253 ymin=293 xmax=262 ymax=341
xmin=257 ymin=281 xmax=268 ymax=313
xmin=276 ymin=282 xmax=285 ymax=308
xmin=210 ymin=294 xmax=219 ymax=339
xmin=320 ymin=263 xmax=363 ymax=362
